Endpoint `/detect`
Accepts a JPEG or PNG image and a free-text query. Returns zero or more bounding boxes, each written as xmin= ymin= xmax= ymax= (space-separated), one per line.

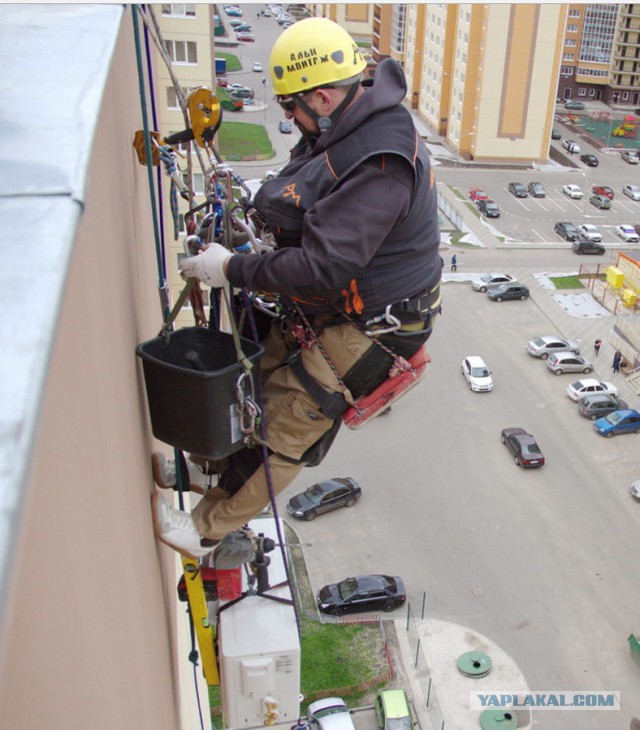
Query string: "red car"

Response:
xmin=592 ymin=185 xmax=614 ymax=199
xmin=469 ymin=187 xmax=489 ymax=203
xmin=236 ymin=33 xmax=255 ymax=42
xmin=216 ymin=78 xmax=228 ymax=87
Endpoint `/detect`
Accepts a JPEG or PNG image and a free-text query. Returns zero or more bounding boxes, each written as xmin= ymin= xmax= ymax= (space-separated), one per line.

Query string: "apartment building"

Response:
xmin=558 ymin=3 xmax=618 ymax=103
xmin=558 ymin=4 xmax=640 ymax=109
xmin=396 ymin=4 xmax=567 ymax=164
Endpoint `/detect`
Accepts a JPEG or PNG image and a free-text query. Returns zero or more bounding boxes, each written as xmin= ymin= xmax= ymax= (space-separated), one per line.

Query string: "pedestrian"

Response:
xmin=594 ymin=338 xmax=602 ymax=356
xmin=451 ymin=253 xmax=457 ymax=272
xmin=612 ymin=350 xmax=622 ymax=373
xmin=153 ymin=18 xmax=443 ymax=564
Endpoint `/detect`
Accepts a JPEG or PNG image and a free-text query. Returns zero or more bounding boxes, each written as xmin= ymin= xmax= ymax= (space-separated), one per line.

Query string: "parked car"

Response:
xmin=500 ymin=428 xmax=545 ymax=468
xmin=477 ymin=199 xmax=500 ymax=218
xmin=286 ymin=478 xmax=361 ymax=521
xmin=562 ymin=138 xmax=580 ymax=153
xmin=580 ymin=154 xmax=599 ymax=167
xmin=621 ymin=150 xmax=639 ymax=164
xmin=308 ymin=698 xmax=356 ymax=730
xmin=487 ymin=283 xmax=530 ymax=301
xmin=564 ymin=100 xmax=585 ymax=110
xmin=622 ymin=184 xmax=640 ymax=201
xmin=471 ymin=273 xmax=515 ymax=292
xmin=572 ymin=239 xmax=605 ymax=255
xmin=526 ymin=336 xmax=580 ymax=359
xmin=229 ymin=19 xmax=244 ymax=27
xmin=233 ymin=23 xmax=252 ymax=32
xmin=508 ymin=182 xmax=528 ymax=198
xmin=236 ymin=33 xmax=255 ymax=42
xmin=228 ymin=83 xmax=251 ymax=92
xmin=225 ymin=6 xmax=243 ymax=16
xmin=592 ymin=185 xmax=614 ymax=199
xmin=374 ymin=690 xmax=413 ymax=730
xmin=230 ymin=88 xmax=255 ymax=100
xmin=528 ymin=181 xmax=546 ymax=197
xmin=461 ymin=355 xmax=493 ymax=392
xmin=546 ymin=352 xmax=593 ymax=375
xmin=554 ymin=221 xmax=580 ymax=241
xmin=577 ymin=394 xmax=628 ymax=421
xmin=631 ymin=480 xmax=640 ymax=501
xmin=469 ymin=187 xmax=489 ymax=203
xmin=562 ymin=184 xmax=583 ymax=199
xmin=578 ymin=224 xmax=602 ymax=242
xmin=317 ymin=575 xmax=406 ymax=616
xmin=593 ymin=409 xmax=640 ymax=437
xmin=264 ymin=165 xmax=284 ymax=180
xmin=567 ymin=378 xmax=618 ymax=401
xmin=551 ymin=127 xmax=562 ymax=140
xmin=589 ymin=194 xmax=611 ymax=210
xmin=616 ymin=224 xmax=640 ymax=242
xmin=252 ymin=61 xmax=263 ymax=72
xmin=278 ymin=119 xmax=293 ymax=133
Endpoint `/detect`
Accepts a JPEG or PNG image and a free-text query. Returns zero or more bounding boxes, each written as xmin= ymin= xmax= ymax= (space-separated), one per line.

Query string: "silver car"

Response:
xmin=526 ymin=336 xmax=580 ymax=359
xmin=546 ymin=352 xmax=593 ymax=375
xmin=471 ymin=273 xmax=515 ymax=292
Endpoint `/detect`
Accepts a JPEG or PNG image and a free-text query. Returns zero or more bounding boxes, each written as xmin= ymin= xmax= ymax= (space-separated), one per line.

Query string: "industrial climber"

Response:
xmin=153 ymin=17 xmax=443 ymax=564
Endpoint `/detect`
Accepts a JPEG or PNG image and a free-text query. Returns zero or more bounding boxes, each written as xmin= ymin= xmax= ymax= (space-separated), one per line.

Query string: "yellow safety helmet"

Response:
xmin=270 ymin=17 xmax=367 ymax=97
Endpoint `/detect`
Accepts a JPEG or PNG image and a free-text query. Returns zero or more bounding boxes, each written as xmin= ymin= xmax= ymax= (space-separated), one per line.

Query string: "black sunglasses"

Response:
xmin=276 ymin=96 xmax=298 ymax=113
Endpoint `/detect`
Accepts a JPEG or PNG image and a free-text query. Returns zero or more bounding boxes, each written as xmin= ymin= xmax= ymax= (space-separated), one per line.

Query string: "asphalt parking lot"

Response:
xmin=277 ymin=272 xmax=640 ymax=729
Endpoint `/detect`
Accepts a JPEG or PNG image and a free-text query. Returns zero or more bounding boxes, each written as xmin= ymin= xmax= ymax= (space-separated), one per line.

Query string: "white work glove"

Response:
xmin=179 ymin=243 xmax=233 ymax=288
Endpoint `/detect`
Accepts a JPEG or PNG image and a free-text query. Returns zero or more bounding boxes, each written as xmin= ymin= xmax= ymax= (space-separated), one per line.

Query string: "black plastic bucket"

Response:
xmin=136 ymin=327 xmax=264 ymax=459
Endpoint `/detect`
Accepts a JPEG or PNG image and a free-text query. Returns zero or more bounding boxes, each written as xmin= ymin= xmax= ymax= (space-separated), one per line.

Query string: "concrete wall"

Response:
xmin=0 ymin=12 xmax=185 ymax=730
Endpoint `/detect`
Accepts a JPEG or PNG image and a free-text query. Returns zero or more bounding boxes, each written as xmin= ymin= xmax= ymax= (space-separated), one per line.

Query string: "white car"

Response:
xmin=621 ymin=150 xmax=639 ymax=164
xmin=578 ymin=224 xmax=602 ymax=242
xmin=264 ymin=166 xmax=284 ymax=180
xmin=566 ymin=378 xmax=618 ymax=402
xmin=308 ymin=698 xmax=356 ymax=730
xmin=526 ymin=336 xmax=580 ymax=359
xmin=461 ymin=355 xmax=493 ymax=392
xmin=623 ymin=184 xmax=640 ymax=201
xmin=562 ymin=139 xmax=580 ymax=154
xmin=616 ymin=225 xmax=640 ymax=243
xmin=252 ymin=62 xmax=263 ymax=72
xmin=631 ymin=480 xmax=640 ymax=501
xmin=562 ymin=184 xmax=583 ymax=199
xmin=470 ymin=273 xmax=515 ymax=292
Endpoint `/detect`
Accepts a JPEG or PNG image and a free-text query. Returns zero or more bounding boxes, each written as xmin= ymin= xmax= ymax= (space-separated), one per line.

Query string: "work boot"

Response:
xmin=151 ymin=452 xmax=212 ymax=494
xmin=213 ymin=529 xmax=256 ymax=570
xmin=152 ymin=492 xmax=217 ymax=559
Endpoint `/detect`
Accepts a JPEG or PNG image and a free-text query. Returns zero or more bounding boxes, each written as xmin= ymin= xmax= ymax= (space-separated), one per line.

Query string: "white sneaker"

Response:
xmin=152 ymin=492 xmax=216 ymax=559
xmin=151 ymin=452 xmax=207 ymax=494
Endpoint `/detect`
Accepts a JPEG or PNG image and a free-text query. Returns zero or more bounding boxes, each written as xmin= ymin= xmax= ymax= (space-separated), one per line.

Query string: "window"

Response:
xmin=560 ymin=66 xmax=574 ymax=76
xmin=567 ymin=24 xmax=578 ymax=32
xmin=165 ymin=39 xmax=197 ymax=64
xmin=390 ymin=4 xmax=406 ymax=53
xmin=161 ymin=4 xmax=196 ymax=17
xmin=566 ymin=39 xmax=576 ymax=47
xmin=568 ymin=8 xmax=581 ymax=17
xmin=578 ymin=89 xmax=587 ymax=97
xmin=563 ymin=53 xmax=574 ymax=61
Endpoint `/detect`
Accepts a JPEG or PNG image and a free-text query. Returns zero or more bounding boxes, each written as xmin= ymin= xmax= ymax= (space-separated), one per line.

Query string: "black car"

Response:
xmin=578 ymin=394 xmax=628 ymax=421
xmin=317 ymin=575 xmax=406 ymax=616
xmin=580 ymin=154 xmax=599 ymax=167
xmin=286 ymin=477 xmax=361 ymax=521
xmin=508 ymin=182 xmax=528 ymax=198
xmin=477 ymin=199 xmax=500 ymax=218
xmin=551 ymin=127 xmax=562 ymax=140
xmin=500 ymin=427 xmax=545 ymax=468
xmin=572 ymin=239 xmax=605 ymax=255
xmin=486 ymin=283 xmax=530 ymax=302
xmin=554 ymin=221 xmax=580 ymax=242
xmin=528 ymin=181 xmax=546 ymax=198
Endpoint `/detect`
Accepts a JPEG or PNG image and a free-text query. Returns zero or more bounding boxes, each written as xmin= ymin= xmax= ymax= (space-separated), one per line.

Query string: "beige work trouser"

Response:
xmin=192 ymin=319 xmax=375 ymax=540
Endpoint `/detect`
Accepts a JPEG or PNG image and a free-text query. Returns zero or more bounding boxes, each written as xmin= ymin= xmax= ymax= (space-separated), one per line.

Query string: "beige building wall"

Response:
xmin=0 ymin=11 xmax=189 ymax=730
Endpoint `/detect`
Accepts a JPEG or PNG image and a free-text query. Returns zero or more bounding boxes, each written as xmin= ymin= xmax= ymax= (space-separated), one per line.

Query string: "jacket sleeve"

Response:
xmin=226 ymin=155 xmax=414 ymax=298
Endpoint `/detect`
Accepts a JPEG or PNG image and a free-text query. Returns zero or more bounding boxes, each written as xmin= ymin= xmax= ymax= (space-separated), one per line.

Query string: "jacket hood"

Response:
xmin=313 ymin=58 xmax=408 ymax=153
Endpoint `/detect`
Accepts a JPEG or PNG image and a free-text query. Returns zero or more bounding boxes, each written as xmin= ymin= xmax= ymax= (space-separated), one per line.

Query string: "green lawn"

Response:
xmin=549 ymin=275 xmax=585 ymax=289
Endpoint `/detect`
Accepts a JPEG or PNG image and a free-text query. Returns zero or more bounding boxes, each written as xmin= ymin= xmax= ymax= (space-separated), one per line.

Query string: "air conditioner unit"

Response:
xmin=218 ymin=518 xmax=301 ymax=729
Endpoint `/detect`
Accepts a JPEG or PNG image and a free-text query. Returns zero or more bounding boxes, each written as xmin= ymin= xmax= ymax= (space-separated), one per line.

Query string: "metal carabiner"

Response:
xmin=235 ymin=372 xmax=262 ymax=436
xmin=364 ymin=305 xmax=402 ymax=336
